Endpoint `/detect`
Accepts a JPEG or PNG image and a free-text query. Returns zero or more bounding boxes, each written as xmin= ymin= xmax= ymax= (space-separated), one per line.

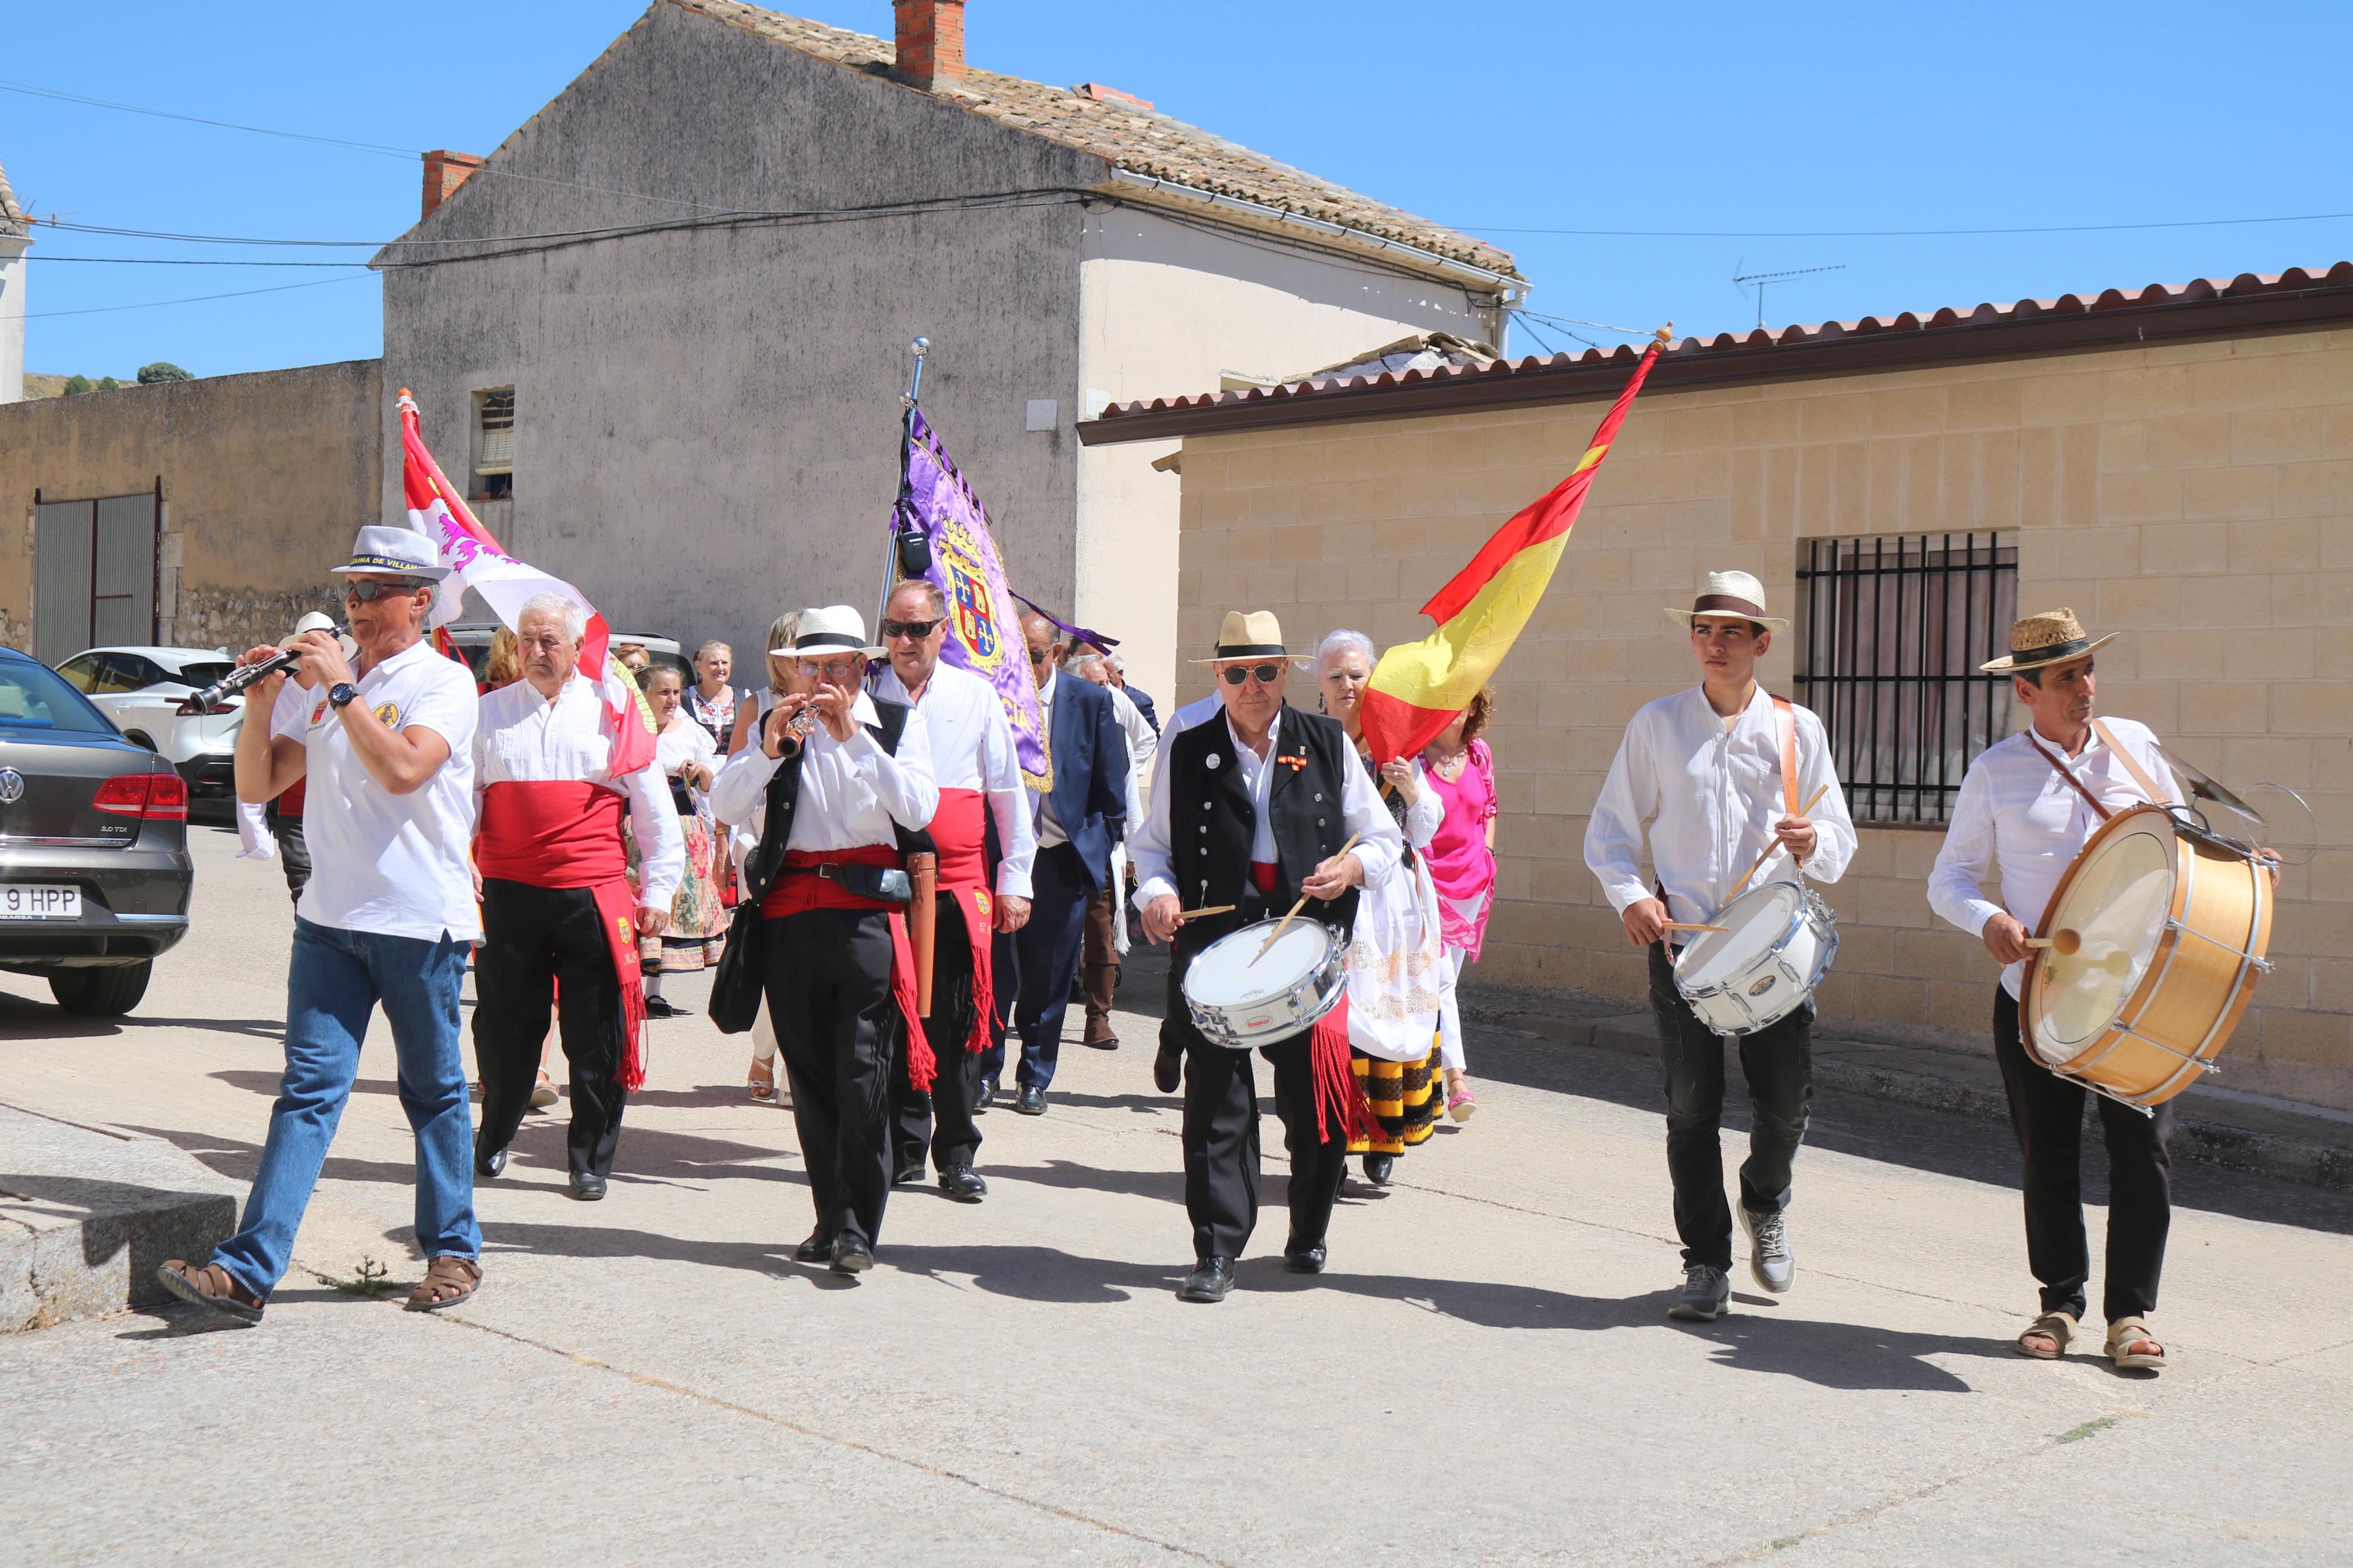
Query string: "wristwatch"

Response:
xmin=328 ymin=682 xmax=360 ymax=710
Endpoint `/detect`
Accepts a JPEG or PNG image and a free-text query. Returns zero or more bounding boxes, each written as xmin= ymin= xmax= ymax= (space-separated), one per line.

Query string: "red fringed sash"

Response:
xmin=1310 ymin=994 xmax=1378 ymax=1145
xmin=760 ymin=844 xmax=934 ymax=1092
xmin=929 ymin=789 xmax=995 ymax=1058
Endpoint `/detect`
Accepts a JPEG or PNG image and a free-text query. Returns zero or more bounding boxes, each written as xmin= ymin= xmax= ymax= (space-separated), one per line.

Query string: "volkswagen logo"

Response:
xmin=0 ymin=769 xmax=20 ymax=804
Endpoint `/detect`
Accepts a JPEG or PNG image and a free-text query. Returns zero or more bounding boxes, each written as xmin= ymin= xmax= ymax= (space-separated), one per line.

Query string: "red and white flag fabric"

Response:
xmin=396 ymin=388 xmax=655 ymax=777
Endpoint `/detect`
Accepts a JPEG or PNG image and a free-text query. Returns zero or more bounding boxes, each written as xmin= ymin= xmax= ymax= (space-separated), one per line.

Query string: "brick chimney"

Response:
xmin=421 ymin=150 xmax=484 ymax=219
xmin=893 ymin=0 xmax=967 ymax=91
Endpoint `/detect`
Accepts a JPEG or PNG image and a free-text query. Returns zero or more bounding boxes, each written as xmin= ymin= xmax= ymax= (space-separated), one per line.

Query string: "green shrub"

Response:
xmin=136 ymin=361 xmax=193 ymax=383
xmin=61 ymin=374 xmax=92 ymax=396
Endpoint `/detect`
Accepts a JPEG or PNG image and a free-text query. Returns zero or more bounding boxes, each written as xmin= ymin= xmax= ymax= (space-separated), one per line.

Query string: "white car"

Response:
xmin=52 ymin=646 xmax=247 ymax=798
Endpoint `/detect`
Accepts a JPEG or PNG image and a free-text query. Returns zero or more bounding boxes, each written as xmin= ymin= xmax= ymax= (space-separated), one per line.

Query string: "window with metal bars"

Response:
xmin=474 ymin=387 xmax=514 ymax=500
xmin=1795 ymin=532 xmax=2018 ymax=826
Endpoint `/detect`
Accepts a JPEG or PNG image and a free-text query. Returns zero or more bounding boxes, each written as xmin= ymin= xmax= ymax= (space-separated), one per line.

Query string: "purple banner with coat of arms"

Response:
xmin=896 ymin=408 xmax=1050 ymax=788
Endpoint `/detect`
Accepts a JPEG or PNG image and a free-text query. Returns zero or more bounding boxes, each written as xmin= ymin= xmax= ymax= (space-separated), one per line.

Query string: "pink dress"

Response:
xmin=1424 ymin=738 xmax=1499 ymax=959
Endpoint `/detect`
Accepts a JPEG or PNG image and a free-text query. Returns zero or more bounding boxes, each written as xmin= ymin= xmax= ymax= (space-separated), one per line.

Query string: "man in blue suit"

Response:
xmin=982 ymin=609 xmax=1130 ymax=1115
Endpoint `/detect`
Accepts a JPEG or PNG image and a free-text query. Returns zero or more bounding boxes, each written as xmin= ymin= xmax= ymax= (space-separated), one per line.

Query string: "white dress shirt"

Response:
xmin=708 ymin=689 xmax=938 ymax=851
xmin=1105 ymin=683 xmax=1156 ymax=815
xmin=1583 ymin=685 xmax=1857 ymax=927
xmin=1927 ymin=717 xmax=2181 ymax=998
xmin=1165 ymin=691 xmax=1224 ymax=739
xmin=871 ymin=660 xmax=1037 ymax=898
xmin=474 ymin=673 xmax=684 ymax=909
xmin=1131 ymin=706 xmax=1405 ymax=912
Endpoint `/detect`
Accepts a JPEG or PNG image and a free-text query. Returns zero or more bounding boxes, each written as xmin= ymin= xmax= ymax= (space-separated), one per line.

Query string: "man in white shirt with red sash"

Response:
xmin=711 ymin=607 xmax=938 ymax=1274
xmin=868 ymin=579 xmax=1034 ymax=1201
xmin=472 ymin=592 xmax=681 ymax=1202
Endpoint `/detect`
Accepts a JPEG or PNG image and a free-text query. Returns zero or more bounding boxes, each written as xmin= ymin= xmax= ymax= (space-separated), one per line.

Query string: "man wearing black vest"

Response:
xmin=709 ymin=606 xmax=938 ymax=1275
xmin=1133 ymin=611 xmax=1404 ymax=1303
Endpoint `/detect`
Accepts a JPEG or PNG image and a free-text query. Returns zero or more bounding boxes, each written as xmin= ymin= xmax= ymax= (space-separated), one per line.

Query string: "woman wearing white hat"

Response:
xmin=1584 ymin=569 xmax=1857 ymax=1324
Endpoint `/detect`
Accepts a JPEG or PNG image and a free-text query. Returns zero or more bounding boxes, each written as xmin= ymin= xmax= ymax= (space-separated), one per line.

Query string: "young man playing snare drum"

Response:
xmin=1584 ymin=570 xmax=1857 ymax=1322
xmin=1927 ymin=608 xmax=2274 ymax=1374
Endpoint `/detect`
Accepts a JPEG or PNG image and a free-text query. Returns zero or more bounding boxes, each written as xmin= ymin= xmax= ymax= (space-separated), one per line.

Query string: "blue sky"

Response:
xmin=8 ymin=1 xmax=2351 ymax=382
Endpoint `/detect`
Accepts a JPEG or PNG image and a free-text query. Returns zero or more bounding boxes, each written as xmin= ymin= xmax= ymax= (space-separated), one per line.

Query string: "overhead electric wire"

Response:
xmin=0 ymin=78 xmax=414 ymax=158
xmin=29 ymin=255 xmax=378 ymax=266
xmin=0 ymin=273 xmax=371 ymax=323
xmin=1458 ymin=211 xmax=2353 ymax=239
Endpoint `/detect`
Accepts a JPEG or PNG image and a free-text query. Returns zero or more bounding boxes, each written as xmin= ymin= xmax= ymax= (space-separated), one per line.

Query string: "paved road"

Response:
xmin=5 ymin=822 xmax=2350 ymax=1566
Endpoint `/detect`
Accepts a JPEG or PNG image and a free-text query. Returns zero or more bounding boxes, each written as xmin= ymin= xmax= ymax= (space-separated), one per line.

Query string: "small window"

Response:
xmin=474 ymin=387 xmax=514 ymax=500
xmin=93 ymin=655 xmax=151 ymax=695
xmin=1796 ymin=532 xmax=2018 ymax=827
xmin=0 ymin=662 xmax=112 ymax=733
xmin=55 ymin=652 xmax=102 ymax=692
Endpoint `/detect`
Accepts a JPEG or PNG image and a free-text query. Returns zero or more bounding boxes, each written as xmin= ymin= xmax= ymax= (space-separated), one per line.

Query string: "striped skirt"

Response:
xmin=1347 ymin=1042 xmax=1443 ymax=1157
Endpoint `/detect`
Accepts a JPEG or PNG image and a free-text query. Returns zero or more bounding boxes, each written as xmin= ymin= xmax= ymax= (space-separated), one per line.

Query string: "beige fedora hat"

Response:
xmin=773 ymin=604 xmax=885 ymax=660
xmin=1979 ymin=607 xmax=2116 ymax=674
xmin=1663 ymin=569 xmax=1790 ymax=634
xmin=1191 ymin=609 xmax=1288 ymax=663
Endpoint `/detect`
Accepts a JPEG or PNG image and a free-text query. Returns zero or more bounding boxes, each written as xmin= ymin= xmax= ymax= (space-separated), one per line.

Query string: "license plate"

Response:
xmin=0 ymin=885 xmax=81 ymax=920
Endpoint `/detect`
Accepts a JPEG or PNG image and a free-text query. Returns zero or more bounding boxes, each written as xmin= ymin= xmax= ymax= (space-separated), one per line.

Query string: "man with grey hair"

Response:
xmin=470 ymin=591 xmax=682 ymax=1201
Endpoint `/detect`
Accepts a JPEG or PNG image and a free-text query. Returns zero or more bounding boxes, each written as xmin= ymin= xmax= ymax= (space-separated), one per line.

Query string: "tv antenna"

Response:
xmin=1731 ymin=262 xmax=1846 ymax=329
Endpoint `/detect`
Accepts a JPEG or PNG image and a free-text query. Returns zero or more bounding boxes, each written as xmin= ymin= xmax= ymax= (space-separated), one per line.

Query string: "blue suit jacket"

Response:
xmin=1038 ymin=672 xmax=1128 ymax=895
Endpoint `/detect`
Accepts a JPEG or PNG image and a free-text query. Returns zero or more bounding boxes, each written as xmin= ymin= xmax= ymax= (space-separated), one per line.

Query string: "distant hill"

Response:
xmin=21 ymin=373 xmax=71 ymax=399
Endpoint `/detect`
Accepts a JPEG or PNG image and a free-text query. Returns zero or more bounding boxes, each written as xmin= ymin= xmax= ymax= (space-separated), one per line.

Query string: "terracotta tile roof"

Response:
xmin=673 ymin=0 xmax=1518 ymax=279
xmin=1083 ymin=264 xmax=2353 ymax=441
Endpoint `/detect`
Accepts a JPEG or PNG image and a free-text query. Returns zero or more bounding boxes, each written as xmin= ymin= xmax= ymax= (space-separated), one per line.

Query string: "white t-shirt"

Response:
xmin=271 ymin=638 xmax=482 ymax=943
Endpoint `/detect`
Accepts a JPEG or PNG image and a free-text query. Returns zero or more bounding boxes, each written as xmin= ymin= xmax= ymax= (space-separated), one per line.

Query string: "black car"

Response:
xmin=0 ymin=646 xmax=193 ymax=1015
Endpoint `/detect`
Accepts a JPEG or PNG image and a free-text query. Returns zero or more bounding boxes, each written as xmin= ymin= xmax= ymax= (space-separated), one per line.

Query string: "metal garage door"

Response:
xmin=33 ymin=490 xmax=157 ymax=664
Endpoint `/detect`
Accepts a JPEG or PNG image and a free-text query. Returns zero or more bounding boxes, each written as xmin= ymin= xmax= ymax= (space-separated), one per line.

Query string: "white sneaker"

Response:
xmin=1740 ymin=1206 xmax=1794 ymax=1293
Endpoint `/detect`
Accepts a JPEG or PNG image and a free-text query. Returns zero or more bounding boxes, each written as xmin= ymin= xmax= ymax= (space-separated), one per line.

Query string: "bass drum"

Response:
xmin=2021 ymin=804 xmax=2273 ymax=1108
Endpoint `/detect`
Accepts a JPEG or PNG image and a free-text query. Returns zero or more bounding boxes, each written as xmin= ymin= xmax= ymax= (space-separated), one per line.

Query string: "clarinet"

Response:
xmin=182 ymin=625 xmax=352 ymax=713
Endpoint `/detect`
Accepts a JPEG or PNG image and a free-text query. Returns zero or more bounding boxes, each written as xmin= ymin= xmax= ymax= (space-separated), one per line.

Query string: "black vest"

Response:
xmin=1166 ymin=703 xmax=1360 ymax=954
xmin=739 ymin=697 xmax=921 ymax=906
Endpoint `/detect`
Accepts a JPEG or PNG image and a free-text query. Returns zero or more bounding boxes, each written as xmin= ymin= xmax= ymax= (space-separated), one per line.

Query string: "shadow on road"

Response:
xmin=0 ymin=993 xmax=284 ymax=1043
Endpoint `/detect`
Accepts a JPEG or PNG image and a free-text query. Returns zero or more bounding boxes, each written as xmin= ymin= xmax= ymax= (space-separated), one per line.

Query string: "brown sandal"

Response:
xmin=2106 ymin=1315 xmax=2166 ymax=1372
xmin=157 ymin=1259 xmax=264 ymax=1324
xmin=2015 ymin=1310 xmax=2077 ymax=1359
xmin=404 ymin=1256 xmax=482 ymax=1313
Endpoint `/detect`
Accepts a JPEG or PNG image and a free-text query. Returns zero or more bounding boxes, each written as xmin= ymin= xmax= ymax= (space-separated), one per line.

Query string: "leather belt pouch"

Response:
xmin=821 ymin=863 xmax=911 ymax=904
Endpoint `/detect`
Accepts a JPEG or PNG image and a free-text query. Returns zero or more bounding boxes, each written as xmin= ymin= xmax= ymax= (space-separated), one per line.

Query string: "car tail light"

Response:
xmin=93 ymin=772 xmax=189 ymax=820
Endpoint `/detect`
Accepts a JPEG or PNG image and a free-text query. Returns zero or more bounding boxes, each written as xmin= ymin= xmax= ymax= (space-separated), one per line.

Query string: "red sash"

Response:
xmin=760 ymin=844 xmax=934 ymax=1093
xmin=478 ymin=781 xmax=647 ymax=1091
xmin=929 ymin=788 xmax=996 ymax=1058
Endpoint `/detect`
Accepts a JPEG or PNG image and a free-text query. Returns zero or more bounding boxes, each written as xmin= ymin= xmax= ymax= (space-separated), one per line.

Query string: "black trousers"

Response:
xmin=475 ymin=879 xmax=628 ymax=1179
xmin=1993 ymin=986 xmax=2174 ymax=1321
xmin=1167 ymin=944 xmax=1347 ymax=1261
xmin=267 ymin=810 xmax=310 ymax=905
xmin=887 ymin=894 xmax=985 ymax=1174
xmin=1647 ymin=942 xmax=1814 ymax=1272
xmin=764 ymin=908 xmax=898 ymax=1248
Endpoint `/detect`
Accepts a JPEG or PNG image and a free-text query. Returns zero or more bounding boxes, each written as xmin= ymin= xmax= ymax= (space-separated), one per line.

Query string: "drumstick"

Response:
xmin=1662 ymin=922 xmax=1729 ymax=933
xmin=1251 ymin=832 xmax=1363 ymax=963
xmin=1723 ymin=782 xmax=1834 ymax=902
xmin=1175 ymin=904 xmax=1236 ymax=922
xmin=2022 ymin=929 xmax=2083 ymax=955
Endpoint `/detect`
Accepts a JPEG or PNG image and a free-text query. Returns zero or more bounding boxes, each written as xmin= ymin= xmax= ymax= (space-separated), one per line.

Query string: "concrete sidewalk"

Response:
xmin=3 ymin=823 xmax=2350 ymax=1566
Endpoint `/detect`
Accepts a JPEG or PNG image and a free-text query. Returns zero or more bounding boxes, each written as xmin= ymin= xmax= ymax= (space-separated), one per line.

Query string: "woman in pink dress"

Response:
xmin=1422 ymin=689 xmax=1499 ymax=1121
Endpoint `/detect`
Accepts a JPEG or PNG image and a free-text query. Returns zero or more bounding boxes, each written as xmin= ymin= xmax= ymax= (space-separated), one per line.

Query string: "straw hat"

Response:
xmin=1979 ymin=607 xmax=2116 ymax=674
xmin=1663 ymin=570 xmax=1790 ymax=633
xmin=1190 ymin=610 xmax=1287 ymax=663
xmin=772 ymin=605 xmax=885 ymax=660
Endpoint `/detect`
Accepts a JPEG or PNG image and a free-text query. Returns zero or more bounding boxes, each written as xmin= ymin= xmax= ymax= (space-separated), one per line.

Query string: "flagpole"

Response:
xmin=876 ymin=336 xmax=931 ymax=634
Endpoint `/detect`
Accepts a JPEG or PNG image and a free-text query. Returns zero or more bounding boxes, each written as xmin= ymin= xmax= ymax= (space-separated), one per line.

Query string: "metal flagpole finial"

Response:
xmin=904 ymin=336 xmax=931 ymax=408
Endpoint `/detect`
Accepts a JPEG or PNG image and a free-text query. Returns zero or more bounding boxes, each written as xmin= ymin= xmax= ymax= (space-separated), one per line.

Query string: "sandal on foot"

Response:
xmin=530 ymin=1071 xmax=559 ymax=1110
xmin=2015 ymin=1310 xmax=2077 ymax=1359
xmin=747 ymin=1062 xmax=776 ymax=1101
xmin=157 ymin=1260 xmax=264 ymax=1325
xmin=1446 ymin=1089 xmax=1478 ymax=1123
xmin=2106 ymin=1315 xmax=2166 ymax=1371
xmin=404 ymin=1256 xmax=482 ymax=1313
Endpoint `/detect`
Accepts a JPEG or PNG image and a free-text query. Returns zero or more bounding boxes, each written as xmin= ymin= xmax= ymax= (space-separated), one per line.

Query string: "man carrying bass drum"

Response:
xmin=1132 ymin=610 xmax=1404 ymax=1305
xmin=1583 ymin=570 xmax=1855 ymax=1325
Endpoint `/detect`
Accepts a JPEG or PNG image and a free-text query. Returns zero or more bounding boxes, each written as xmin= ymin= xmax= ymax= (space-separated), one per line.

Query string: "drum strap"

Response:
xmin=2029 ymin=721 xmax=2167 ymax=823
xmin=2092 ymin=719 xmax=2171 ymax=807
xmin=1770 ymin=695 xmax=1800 ymax=822
xmin=2027 ymin=733 xmax=2114 ymax=821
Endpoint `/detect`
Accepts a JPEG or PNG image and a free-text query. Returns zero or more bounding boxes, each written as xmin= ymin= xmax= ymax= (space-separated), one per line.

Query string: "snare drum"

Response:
xmin=1673 ymin=881 xmax=1840 ymax=1036
xmin=1182 ymin=919 xmax=1347 ymax=1050
xmin=2021 ymin=803 xmax=2273 ymax=1108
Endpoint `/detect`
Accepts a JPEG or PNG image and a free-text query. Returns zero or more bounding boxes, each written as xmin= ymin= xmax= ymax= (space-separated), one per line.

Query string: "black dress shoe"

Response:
xmin=830 ymin=1234 xmax=874 ymax=1274
xmin=1153 ymin=1041 xmax=1183 ymax=1095
xmin=1083 ymin=1031 xmax=1120 ymax=1051
xmin=1179 ymin=1256 xmax=1235 ymax=1303
xmin=973 ymin=1078 xmax=998 ymax=1114
xmin=643 ymin=995 xmax=694 ymax=1019
xmin=893 ymin=1160 xmax=927 ymax=1186
xmin=474 ymin=1133 xmax=507 ymax=1179
xmin=1284 ymin=1235 xmax=1327 ymax=1274
xmin=794 ymin=1230 xmax=832 ymax=1264
xmin=938 ymin=1165 xmax=987 ymax=1202
xmin=1362 ymin=1153 xmax=1395 ymax=1187
xmin=567 ymin=1170 xmax=608 ymax=1201
xmin=1014 ymin=1085 xmax=1047 ymax=1115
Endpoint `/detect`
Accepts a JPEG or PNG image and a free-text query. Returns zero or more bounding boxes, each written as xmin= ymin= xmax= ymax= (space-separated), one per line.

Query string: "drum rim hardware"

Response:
xmin=1673 ymin=882 xmax=1840 ymax=1037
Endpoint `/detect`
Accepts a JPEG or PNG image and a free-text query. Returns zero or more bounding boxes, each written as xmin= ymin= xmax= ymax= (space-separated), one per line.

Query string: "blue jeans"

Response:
xmin=212 ymin=918 xmax=480 ymax=1299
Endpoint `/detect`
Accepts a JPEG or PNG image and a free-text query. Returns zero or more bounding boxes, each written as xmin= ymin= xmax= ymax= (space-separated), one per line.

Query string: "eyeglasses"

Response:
xmin=343 ymin=579 xmax=428 ymax=603
xmin=1220 ymin=663 xmax=1284 ymax=687
xmin=797 ymin=657 xmax=864 ymax=681
xmin=879 ymin=617 xmax=942 ymax=642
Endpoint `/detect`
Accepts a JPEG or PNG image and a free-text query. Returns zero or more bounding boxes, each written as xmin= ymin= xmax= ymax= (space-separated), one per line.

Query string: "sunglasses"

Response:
xmin=1220 ymin=663 xmax=1285 ymax=687
xmin=343 ymin=579 xmax=428 ymax=602
xmin=879 ymin=617 xmax=942 ymax=641
xmin=1028 ymin=646 xmax=1056 ymax=665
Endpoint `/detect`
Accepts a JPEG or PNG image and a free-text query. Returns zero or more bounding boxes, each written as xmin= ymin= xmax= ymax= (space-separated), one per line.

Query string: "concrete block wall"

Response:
xmin=1172 ymin=327 xmax=2353 ymax=1110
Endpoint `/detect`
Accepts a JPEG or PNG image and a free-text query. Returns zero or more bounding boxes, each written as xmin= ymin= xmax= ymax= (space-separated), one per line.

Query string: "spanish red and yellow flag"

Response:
xmin=1360 ymin=335 xmax=1666 ymax=763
